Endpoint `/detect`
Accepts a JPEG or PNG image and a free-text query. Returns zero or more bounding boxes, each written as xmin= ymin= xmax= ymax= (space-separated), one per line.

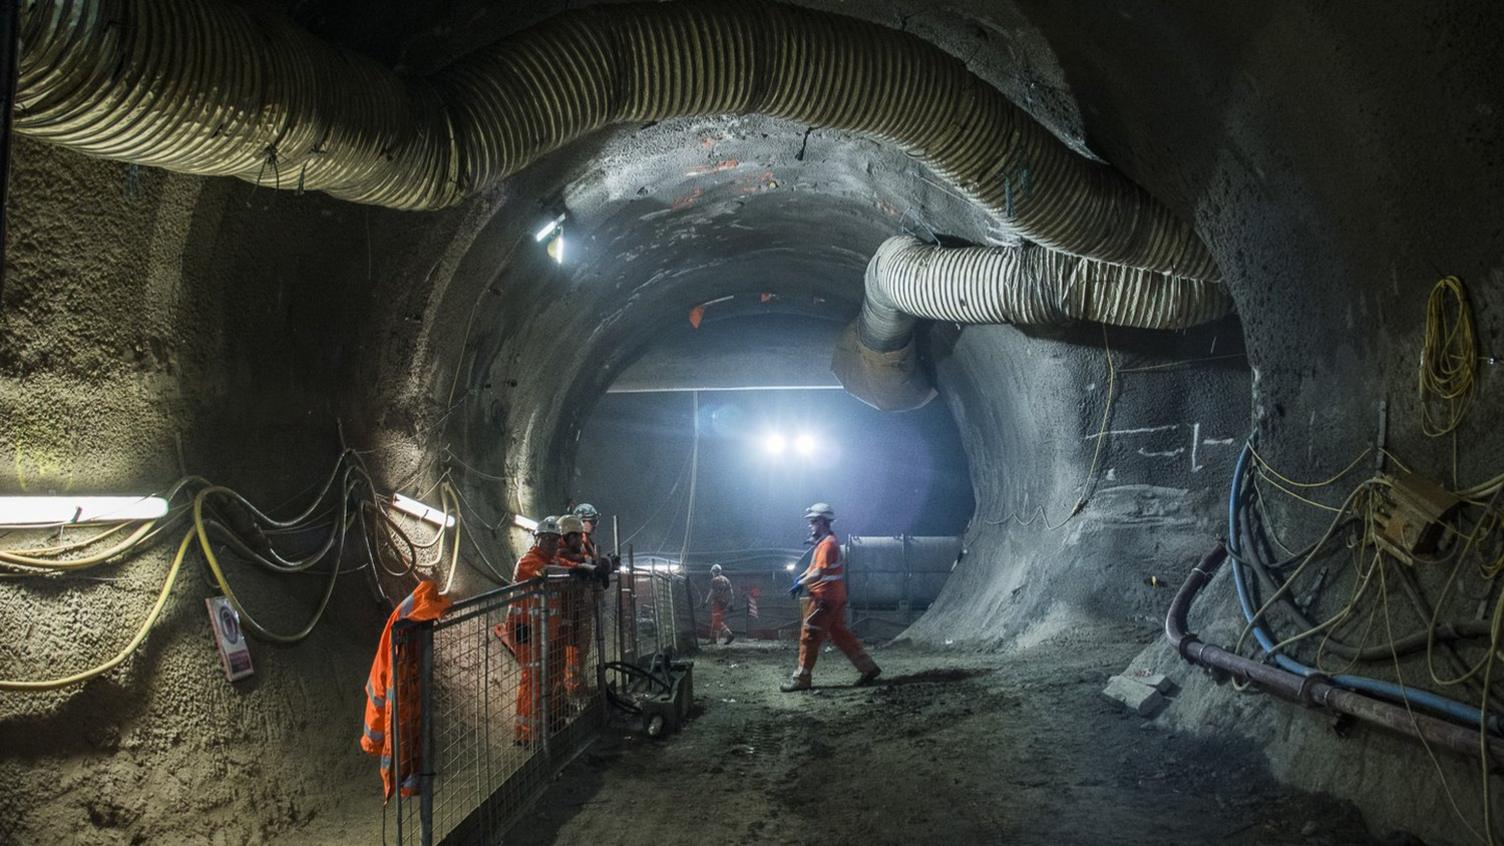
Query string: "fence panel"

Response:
xmin=388 ymin=566 xmax=692 ymax=844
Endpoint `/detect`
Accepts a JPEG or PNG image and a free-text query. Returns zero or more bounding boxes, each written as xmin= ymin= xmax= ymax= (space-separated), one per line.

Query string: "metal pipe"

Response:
xmin=16 ymin=0 xmax=1218 ymax=281
xmin=1167 ymin=543 xmax=1504 ymax=763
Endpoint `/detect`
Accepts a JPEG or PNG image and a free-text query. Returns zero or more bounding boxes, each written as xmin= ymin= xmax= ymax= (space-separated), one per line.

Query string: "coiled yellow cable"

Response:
xmin=1418 ymin=275 xmax=1476 ymax=438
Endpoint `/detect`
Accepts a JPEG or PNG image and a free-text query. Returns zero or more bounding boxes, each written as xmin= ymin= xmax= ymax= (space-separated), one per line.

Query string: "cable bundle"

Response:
xmin=0 ymin=451 xmax=477 ymax=691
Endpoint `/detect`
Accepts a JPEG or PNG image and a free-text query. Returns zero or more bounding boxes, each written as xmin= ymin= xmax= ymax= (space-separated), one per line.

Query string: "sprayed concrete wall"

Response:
xmin=1 ymin=1 xmax=1502 ymax=844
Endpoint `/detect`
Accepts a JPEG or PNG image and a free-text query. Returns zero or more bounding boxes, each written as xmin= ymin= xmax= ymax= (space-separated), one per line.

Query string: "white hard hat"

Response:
xmin=557 ymin=514 xmax=586 ymax=535
xmin=804 ymin=502 xmax=835 ymax=522
xmin=710 ymin=564 xmax=723 ymax=575
xmin=535 ymin=516 xmax=563 ymax=537
xmin=573 ymin=503 xmax=600 ymax=521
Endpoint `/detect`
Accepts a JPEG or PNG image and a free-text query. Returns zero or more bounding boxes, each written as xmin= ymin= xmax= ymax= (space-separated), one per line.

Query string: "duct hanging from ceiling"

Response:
xmin=16 ymin=0 xmax=1219 ymax=282
xmin=832 ymin=235 xmax=1235 ymax=411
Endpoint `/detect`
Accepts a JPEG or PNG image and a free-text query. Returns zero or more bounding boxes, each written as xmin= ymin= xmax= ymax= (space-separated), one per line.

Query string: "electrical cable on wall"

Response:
xmin=0 ymin=447 xmax=476 ymax=691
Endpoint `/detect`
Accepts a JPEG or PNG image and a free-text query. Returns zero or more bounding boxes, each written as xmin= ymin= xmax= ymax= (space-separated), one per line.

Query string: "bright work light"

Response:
xmin=391 ymin=493 xmax=455 ymax=528
xmin=761 ymin=432 xmax=786 ymax=455
xmin=794 ymin=433 xmax=817 ymax=456
xmin=533 ymin=213 xmax=565 ymax=242
xmin=0 ymin=495 xmax=169 ymax=526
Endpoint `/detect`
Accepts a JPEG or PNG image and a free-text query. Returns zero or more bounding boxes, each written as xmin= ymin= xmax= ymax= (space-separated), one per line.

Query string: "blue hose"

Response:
xmin=1226 ymin=438 xmax=1500 ymax=734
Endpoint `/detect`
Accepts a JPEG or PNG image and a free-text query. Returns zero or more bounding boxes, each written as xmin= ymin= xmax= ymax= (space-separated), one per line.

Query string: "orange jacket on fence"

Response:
xmin=807 ymin=533 xmax=846 ymax=604
xmin=360 ymin=580 xmax=452 ymax=801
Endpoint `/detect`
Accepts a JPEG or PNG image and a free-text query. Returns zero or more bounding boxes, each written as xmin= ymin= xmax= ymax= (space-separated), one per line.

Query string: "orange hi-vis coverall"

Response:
xmin=796 ymin=533 xmax=876 ymax=680
xmin=555 ymin=540 xmax=597 ymax=698
xmin=501 ymin=546 xmax=565 ymax=743
xmin=360 ymin=580 xmax=452 ymax=800
xmin=708 ymin=574 xmax=734 ymax=641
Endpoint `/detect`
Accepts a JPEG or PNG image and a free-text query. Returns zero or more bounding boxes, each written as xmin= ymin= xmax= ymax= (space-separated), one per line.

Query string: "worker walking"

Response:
xmin=503 ymin=517 xmax=566 ymax=745
xmin=704 ymin=563 xmax=736 ymax=646
xmin=782 ymin=502 xmax=880 ymax=692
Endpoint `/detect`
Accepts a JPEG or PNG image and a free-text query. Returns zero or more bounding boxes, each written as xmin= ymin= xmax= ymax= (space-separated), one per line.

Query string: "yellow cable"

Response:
xmin=193 ymin=486 xmax=342 ymax=645
xmin=1376 ymin=555 xmax=1490 ymax=846
xmin=0 ymin=530 xmax=195 ymax=692
xmin=1418 ymin=275 xmax=1476 ymax=438
xmin=1248 ymin=442 xmax=1372 ymax=489
xmin=1068 ymin=325 xmax=1116 ymax=518
xmin=0 ymin=520 xmax=162 ymax=570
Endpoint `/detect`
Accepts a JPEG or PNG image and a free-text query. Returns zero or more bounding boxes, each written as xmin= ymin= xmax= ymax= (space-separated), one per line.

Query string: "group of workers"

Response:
xmin=702 ymin=502 xmax=882 ymax=692
xmin=505 ymin=499 xmax=881 ymax=743
xmin=502 ymin=503 xmax=615 ymax=745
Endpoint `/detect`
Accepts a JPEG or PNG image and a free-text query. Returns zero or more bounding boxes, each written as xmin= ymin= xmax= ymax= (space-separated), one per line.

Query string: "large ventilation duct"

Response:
xmin=833 ymin=235 xmax=1235 ymax=411
xmin=17 ymin=0 xmax=1218 ymax=281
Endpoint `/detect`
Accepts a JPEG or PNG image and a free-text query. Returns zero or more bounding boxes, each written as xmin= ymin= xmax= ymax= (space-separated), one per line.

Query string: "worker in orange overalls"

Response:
xmin=555 ymin=513 xmax=601 ymax=703
xmin=503 ymin=516 xmax=567 ymax=745
xmin=782 ymin=502 xmax=881 ymax=692
xmin=704 ymin=563 xmax=736 ymax=645
xmin=360 ymin=579 xmax=452 ymax=798
xmin=573 ymin=502 xmax=602 ymax=560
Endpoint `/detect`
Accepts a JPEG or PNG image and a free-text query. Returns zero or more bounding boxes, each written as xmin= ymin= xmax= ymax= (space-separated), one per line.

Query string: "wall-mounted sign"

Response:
xmin=206 ymin=596 xmax=254 ymax=682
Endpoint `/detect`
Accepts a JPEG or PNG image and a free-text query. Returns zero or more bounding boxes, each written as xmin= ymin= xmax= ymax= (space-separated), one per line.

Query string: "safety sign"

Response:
xmin=206 ymin=596 xmax=255 ymax=682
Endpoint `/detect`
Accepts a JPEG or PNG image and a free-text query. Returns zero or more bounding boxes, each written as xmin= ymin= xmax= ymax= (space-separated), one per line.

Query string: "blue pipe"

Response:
xmin=1226 ymin=438 xmax=1501 ymax=734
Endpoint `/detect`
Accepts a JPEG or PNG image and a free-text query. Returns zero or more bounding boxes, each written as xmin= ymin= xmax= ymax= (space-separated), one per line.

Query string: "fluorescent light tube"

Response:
xmin=0 ymin=495 xmax=170 ymax=525
xmin=391 ymin=493 xmax=455 ymax=528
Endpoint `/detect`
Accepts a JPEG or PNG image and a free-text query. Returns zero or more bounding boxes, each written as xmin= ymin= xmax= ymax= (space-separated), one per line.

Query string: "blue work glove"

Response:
xmin=788 ymin=581 xmax=803 ymax=598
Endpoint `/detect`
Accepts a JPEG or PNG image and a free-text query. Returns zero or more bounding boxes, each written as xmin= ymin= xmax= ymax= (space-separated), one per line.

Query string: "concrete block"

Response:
xmin=1103 ymin=675 xmax=1166 ymax=717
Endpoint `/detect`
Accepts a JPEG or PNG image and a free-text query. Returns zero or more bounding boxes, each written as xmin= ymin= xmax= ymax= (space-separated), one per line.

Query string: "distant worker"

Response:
xmin=782 ymin=502 xmax=881 ymax=692
xmin=502 ymin=517 xmax=565 ymax=745
xmin=704 ymin=563 xmax=736 ymax=646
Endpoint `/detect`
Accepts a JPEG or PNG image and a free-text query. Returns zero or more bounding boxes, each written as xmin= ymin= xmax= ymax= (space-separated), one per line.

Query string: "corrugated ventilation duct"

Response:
xmin=833 ymin=235 xmax=1235 ymax=411
xmin=16 ymin=0 xmax=1219 ymax=282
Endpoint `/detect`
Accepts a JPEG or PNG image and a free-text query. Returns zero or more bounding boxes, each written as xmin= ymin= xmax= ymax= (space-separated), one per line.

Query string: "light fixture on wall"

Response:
xmin=390 ymin=493 xmax=455 ymax=528
xmin=0 ymin=495 xmax=170 ymax=526
xmin=512 ymin=514 xmax=539 ymax=532
xmin=534 ymin=211 xmax=567 ymax=265
xmin=533 ymin=213 xmax=565 ymax=242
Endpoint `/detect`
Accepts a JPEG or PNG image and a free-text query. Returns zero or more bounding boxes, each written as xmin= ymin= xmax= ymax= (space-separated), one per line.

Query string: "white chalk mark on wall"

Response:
xmin=1083 ymin=424 xmax=1180 ymax=441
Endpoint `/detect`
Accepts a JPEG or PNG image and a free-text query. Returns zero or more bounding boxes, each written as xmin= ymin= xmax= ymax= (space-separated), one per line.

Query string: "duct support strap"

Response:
xmin=16 ymin=0 xmax=1219 ymax=281
xmin=834 ymin=235 xmax=1234 ymax=410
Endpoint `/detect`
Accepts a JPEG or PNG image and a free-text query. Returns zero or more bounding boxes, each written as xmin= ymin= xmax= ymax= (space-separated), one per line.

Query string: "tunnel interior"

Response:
xmin=2 ymin=1 xmax=1503 ymax=844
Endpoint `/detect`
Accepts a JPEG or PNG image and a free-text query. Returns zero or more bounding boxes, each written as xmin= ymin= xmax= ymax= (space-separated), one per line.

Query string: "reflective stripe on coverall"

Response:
xmin=360 ymin=580 xmax=452 ymax=800
xmin=797 ymin=533 xmax=875 ymax=678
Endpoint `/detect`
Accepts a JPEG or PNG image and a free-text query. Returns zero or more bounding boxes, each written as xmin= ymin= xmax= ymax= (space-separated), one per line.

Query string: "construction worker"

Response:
xmin=704 ymin=563 xmax=736 ymax=645
xmin=573 ymin=502 xmax=602 ymax=560
xmin=782 ymin=502 xmax=881 ymax=692
xmin=503 ymin=517 xmax=566 ymax=745
xmin=556 ymin=514 xmax=598 ymax=701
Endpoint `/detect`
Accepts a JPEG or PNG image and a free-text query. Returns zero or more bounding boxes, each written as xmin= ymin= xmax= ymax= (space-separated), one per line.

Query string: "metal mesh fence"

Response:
xmin=388 ymin=565 xmax=692 ymax=845
xmin=391 ymin=576 xmax=601 ymax=845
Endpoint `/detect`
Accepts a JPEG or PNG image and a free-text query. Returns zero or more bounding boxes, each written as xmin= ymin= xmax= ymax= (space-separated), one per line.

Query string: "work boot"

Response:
xmin=854 ymin=666 xmax=882 ymax=687
xmin=724 ymin=633 xmax=735 ymax=646
xmin=780 ymin=674 xmax=812 ymax=692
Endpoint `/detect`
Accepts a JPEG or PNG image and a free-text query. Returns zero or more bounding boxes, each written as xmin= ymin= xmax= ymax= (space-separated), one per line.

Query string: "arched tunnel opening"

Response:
xmin=1 ymin=2 xmax=1502 ymax=845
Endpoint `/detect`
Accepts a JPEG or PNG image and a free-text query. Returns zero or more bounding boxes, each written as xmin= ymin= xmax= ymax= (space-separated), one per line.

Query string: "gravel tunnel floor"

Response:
xmin=507 ymin=631 xmax=1380 ymax=846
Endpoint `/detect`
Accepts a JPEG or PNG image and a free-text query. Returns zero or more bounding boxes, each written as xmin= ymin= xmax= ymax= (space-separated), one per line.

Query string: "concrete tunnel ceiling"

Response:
xmin=3 ymin=1 xmax=1504 ymax=844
